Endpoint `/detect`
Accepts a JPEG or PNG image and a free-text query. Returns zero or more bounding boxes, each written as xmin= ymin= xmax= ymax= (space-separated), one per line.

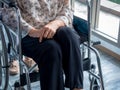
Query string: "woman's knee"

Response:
xmin=56 ymin=26 xmax=73 ymax=37
xmin=55 ymin=26 xmax=80 ymax=43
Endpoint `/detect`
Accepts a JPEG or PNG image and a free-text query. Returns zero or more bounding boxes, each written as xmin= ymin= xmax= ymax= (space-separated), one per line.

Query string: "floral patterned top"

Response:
xmin=0 ymin=0 xmax=74 ymax=38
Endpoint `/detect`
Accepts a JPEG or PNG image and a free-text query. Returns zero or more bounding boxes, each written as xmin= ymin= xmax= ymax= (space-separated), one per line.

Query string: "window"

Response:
xmin=75 ymin=0 xmax=120 ymax=54
xmin=96 ymin=0 xmax=120 ymax=43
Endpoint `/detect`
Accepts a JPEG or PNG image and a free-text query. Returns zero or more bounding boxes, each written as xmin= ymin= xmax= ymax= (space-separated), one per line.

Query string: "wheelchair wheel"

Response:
xmin=89 ymin=64 xmax=96 ymax=81
xmin=90 ymin=77 xmax=100 ymax=90
xmin=0 ymin=29 xmax=9 ymax=90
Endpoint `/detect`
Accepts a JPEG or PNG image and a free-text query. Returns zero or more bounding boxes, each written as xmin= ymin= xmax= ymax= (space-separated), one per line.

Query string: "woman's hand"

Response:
xmin=28 ymin=20 xmax=65 ymax=42
xmin=28 ymin=25 xmax=57 ymax=42
xmin=28 ymin=28 xmax=41 ymax=38
xmin=41 ymin=22 xmax=58 ymax=39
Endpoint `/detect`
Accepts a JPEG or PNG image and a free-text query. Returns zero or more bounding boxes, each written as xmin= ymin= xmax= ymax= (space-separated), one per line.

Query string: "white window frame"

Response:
xmin=88 ymin=0 xmax=120 ymax=48
xmin=78 ymin=0 xmax=120 ymax=54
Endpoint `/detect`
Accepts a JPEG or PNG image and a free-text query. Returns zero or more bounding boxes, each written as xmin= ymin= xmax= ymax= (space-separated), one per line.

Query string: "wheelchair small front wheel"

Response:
xmin=90 ymin=77 xmax=100 ymax=90
xmin=89 ymin=64 xmax=96 ymax=81
xmin=14 ymin=81 xmax=25 ymax=90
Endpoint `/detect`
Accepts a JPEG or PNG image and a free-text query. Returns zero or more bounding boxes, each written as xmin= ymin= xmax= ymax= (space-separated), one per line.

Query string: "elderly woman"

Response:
xmin=0 ymin=0 xmax=83 ymax=90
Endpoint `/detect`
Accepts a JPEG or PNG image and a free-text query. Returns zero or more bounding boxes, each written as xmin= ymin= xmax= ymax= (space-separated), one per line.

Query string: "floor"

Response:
xmin=7 ymin=48 xmax=120 ymax=90
xmin=84 ymin=49 xmax=120 ymax=90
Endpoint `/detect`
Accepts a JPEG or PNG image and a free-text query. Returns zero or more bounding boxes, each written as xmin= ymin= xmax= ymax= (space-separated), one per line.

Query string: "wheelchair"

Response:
xmin=0 ymin=0 xmax=104 ymax=90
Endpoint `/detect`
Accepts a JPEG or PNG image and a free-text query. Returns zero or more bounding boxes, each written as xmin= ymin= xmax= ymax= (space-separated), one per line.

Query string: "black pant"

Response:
xmin=22 ymin=26 xmax=83 ymax=90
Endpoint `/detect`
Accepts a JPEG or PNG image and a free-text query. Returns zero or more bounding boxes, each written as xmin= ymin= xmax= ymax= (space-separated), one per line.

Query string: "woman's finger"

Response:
xmin=39 ymin=28 xmax=46 ymax=42
xmin=47 ymin=31 xmax=54 ymax=38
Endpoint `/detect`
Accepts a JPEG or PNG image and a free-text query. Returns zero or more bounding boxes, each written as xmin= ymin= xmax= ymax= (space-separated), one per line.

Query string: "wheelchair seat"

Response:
xmin=73 ymin=15 xmax=88 ymax=43
xmin=73 ymin=15 xmax=91 ymax=71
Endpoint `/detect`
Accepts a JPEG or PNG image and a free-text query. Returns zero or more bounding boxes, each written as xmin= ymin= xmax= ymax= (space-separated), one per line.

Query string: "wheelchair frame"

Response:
xmin=0 ymin=0 xmax=105 ymax=90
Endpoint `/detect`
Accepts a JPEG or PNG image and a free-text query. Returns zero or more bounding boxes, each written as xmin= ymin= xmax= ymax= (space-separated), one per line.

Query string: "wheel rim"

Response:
xmin=0 ymin=29 xmax=9 ymax=90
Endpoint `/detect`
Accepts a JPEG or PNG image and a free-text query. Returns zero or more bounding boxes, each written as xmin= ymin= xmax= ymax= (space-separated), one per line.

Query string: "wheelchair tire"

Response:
xmin=89 ymin=64 xmax=96 ymax=81
xmin=90 ymin=77 xmax=100 ymax=90
xmin=0 ymin=29 xmax=9 ymax=90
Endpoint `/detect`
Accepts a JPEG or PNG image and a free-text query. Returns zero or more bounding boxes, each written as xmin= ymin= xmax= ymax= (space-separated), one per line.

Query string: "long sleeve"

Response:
xmin=0 ymin=7 xmax=33 ymax=37
xmin=0 ymin=0 xmax=75 ymax=37
xmin=55 ymin=0 xmax=74 ymax=26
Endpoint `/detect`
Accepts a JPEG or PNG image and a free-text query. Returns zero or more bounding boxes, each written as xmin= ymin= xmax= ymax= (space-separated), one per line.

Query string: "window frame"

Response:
xmin=77 ymin=0 xmax=120 ymax=52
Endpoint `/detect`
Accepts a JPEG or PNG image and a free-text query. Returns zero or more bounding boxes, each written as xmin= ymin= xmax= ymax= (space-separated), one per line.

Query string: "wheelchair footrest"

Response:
xmin=83 ymin=58 xmax=91 ymax=71
xmin=20 ymin=72 xmax=40 ymax=86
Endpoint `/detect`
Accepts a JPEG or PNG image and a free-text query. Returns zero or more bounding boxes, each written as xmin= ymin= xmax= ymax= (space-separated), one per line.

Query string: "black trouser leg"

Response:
xmin=54 ymin=26 xmax=83 ymax=89
xmin=22 ymin=36 xmax=65 ymax=90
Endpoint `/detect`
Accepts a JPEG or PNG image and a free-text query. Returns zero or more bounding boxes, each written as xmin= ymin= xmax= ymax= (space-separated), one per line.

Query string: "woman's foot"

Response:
xmin=9 ymin=60 xmax=19 ymax=75
xmin=9 ymin=57 xmax=38 ymax=75
xmin=23 ymin=57 xmax=39 ymax=72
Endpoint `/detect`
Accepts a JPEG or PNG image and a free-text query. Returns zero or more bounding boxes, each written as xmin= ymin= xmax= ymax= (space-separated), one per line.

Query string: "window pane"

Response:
xmin=97 ymin=11 xmax=119 ymax=40
xmin=96 ymin=0 xmax=120 ymax=41
xmin=74 ymin=0 xmax=87 ymax=20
